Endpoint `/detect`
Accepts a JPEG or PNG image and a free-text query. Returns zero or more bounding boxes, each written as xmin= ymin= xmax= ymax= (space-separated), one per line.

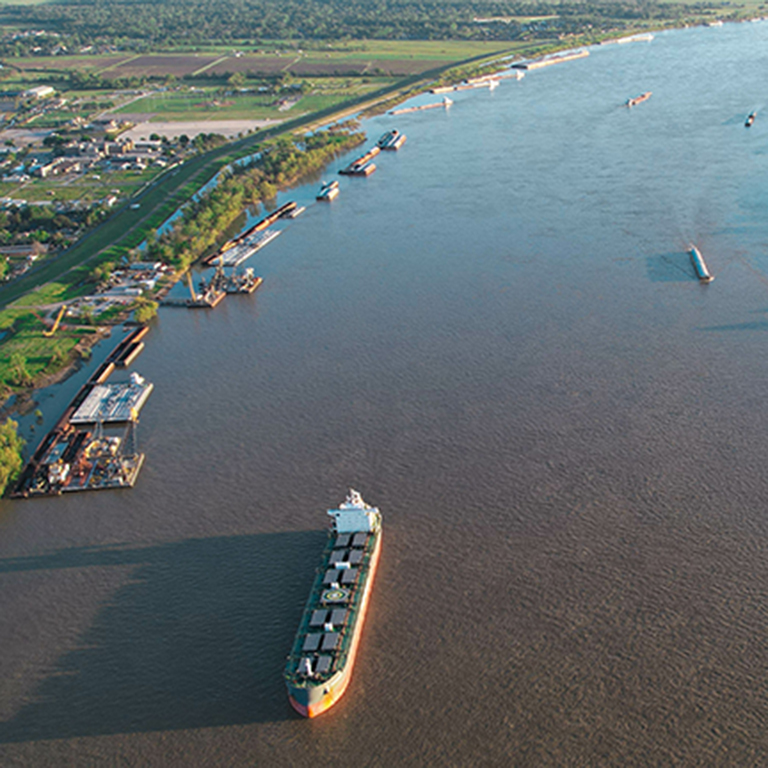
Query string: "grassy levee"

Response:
xmin=0 ymin=43 xmax=525 ymax=310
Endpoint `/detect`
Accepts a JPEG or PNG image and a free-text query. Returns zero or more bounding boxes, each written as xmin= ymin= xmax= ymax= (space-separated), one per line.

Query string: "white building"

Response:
xmin=23 ymin=85 xmax=55 ymax=99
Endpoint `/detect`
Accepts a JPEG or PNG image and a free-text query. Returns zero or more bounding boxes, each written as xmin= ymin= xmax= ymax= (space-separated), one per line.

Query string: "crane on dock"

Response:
xmin=43 ymin=305 xmax=66 ymax=337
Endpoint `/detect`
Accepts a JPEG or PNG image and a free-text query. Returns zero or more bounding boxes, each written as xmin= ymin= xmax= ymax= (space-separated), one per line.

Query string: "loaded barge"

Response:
xmin=202 ymin=201 xmax=295 ymax=266
xmin=317 ymin=180 xmax=339 ymax=201
xmin=339 ymin=147 xmax=379 ymax=176
xmin=377 ymin=129 xmax=407 ymax=150
xmin=285 ymin=489 xmax=382 ymax=718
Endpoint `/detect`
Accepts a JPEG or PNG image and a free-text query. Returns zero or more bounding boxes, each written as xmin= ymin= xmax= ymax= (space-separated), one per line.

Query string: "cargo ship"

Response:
xmin=285 ymin=489 xmax=382 ymax=718
xmin=377 ymin=129 xmax=407 ymax=150
xmin=317 ymin=180 xmax=339 ymax=201
xmin=626 ymin=91 xmax=652 ymax=107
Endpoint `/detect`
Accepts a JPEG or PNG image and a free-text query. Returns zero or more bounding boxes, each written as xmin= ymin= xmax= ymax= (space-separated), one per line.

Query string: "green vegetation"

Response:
xmin=0 ymin=305 xmax=82 ymax=399
xmin=0 ymin=0 xmax=732 ymax=55
xmin=149 ymin=123 xmax=364 ymax=269
xmin=132 ymin=296 xmax=158 ymax=323
xmin=0 ymin=418 xmax=23 ymax=496
xmin=0 ymin=0 xmax=748 ymax=419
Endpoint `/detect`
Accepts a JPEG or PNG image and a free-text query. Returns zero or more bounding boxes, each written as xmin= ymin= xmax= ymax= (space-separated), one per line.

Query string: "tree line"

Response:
xmin=147 ymin=123 xmax=364 ymax=269
xmin=0 ymin=0 xmax=703 ymax=55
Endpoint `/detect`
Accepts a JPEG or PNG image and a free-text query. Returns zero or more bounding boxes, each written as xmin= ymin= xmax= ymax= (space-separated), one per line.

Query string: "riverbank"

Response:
xmin=0 ymin=20 xmax=716 ymax=471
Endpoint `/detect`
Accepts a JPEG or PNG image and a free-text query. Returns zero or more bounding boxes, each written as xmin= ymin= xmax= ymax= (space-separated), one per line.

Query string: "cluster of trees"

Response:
xmin=147 ymin=124 xmax=364 ymax=269
xmin=0 ymin=204 xmax=103 ymax=247
xmin=0 ymin=418 xmax=23 ymax=496
xmin=0 ymin=0 xmax=697 ymax=54
xmin=0 ymin=206 xmax=75 ymax=246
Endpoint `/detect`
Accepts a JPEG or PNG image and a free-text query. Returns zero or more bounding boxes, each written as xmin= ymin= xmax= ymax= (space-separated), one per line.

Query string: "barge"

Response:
xmin=204 ymin=229 xmax=281 ymax=268
xmin=285 ymin=489 xmax=382 ymax=718
xmin=689 ymin=244 xmax=714 ymax=283
xmin=377 ymin=130 xmax=407 ymax=150
xmin=317 ymin=180 xmax=339 ymax=201
xmin=340 ymin=147 xmax=380 ymax=176
xmin=202 ymin=201 xmax=294 ymax=265
xmin=626 ymin=91 xmax=652 ymax=107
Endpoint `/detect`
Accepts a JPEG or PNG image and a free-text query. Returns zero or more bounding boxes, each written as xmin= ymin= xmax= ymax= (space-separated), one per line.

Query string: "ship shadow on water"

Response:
xmin=0 ymin=531 xmax=325 ymax=742
xmin=646 ymin=252 xmax=697 ymax=282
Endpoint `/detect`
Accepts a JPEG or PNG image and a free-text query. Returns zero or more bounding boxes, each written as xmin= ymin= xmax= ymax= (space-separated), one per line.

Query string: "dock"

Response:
xmin=202 ymin=201 xmax=294 ymax=266
xmin=161 ymin=289 xmax=226 ymax=308
xmin=390 ymin=97 xmax=453 ymax=116
xmin=689 ymin=245 xmax=714 ymax=283
xmin=13 ymin=327 xmax=153 ymax=498
xmin=513 ymin=50 xmax=589 ymax=70
xmin=70 ymin=374 xmax=154 ymax=425
xmin=207 ymin=229 xmax=281 ymax=268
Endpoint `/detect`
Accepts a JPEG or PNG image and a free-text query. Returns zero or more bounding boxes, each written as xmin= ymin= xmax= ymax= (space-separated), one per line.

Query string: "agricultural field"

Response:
xmin=110 ymin=78 xmax=399 ymax=122
xmin=5 ymin=40 xmax=514 ymax=81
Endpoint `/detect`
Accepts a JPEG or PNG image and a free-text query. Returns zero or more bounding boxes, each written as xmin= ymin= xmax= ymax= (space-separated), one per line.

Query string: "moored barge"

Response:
xmin=285 ymin=489 xmax=382 ymax=718
xmin=317 ymin=180 xmax=339 ymax=201
xmin=377 ymin=129 xmax=407 ymax=150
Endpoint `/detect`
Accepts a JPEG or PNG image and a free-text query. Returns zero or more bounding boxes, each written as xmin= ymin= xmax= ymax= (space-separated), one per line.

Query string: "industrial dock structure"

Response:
xmin=14 ymin=327 xmax=153 ymax=498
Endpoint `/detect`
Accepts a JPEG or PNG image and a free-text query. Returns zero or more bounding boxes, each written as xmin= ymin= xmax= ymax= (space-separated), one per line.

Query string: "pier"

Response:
xmin=390 ymin=97 xmax=453 ymax=116
xmin=13 ymin=327 xmax=153 ymax=498
xmin=202 ymin=201 xmax=292 ymax=266
xmin=513 ymin=50 xmax=589 ymax=70
xmin=689 ymin=245 xmax=714 ymax=283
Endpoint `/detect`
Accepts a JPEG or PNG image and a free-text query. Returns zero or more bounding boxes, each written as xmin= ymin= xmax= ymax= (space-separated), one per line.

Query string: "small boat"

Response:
xmin=626 ymin=91 xmax=652 ymax=108
xmin=689 ymin=244 xmax=714 ymax=283
xmin=746 ymin=111 xmax=757 ymax=127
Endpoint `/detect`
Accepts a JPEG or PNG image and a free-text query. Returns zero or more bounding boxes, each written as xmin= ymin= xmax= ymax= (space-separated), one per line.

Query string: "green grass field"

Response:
xmin=107 ymin=79 xmax=398 ymax=121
